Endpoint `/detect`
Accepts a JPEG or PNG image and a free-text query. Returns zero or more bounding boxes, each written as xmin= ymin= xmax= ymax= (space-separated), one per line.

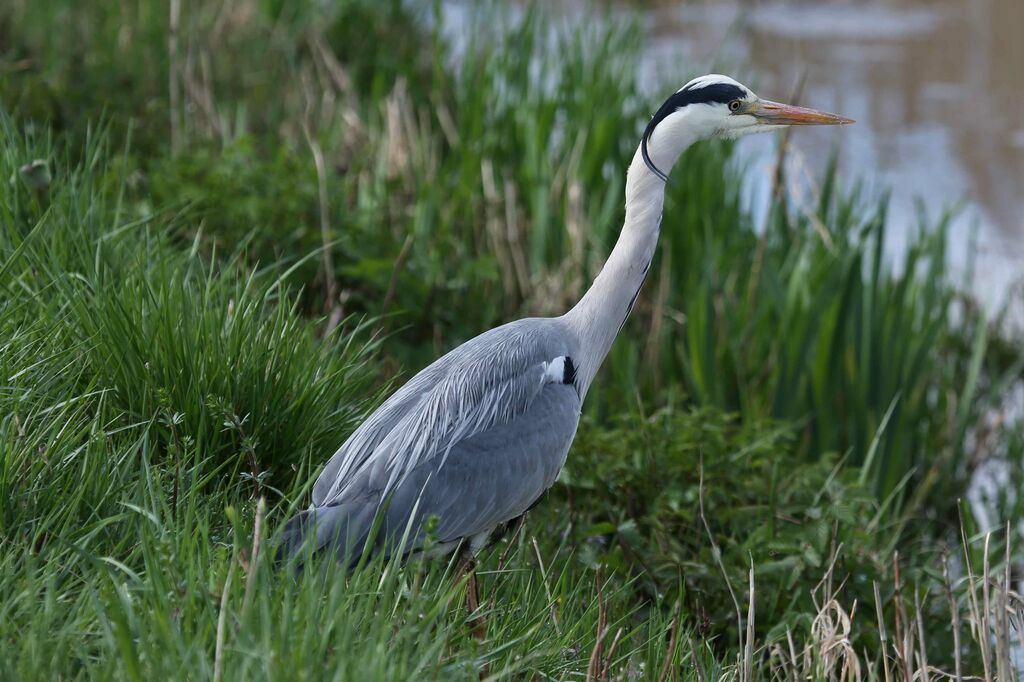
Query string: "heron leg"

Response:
xmin=461 ymin=556 xmax=487 ymax=641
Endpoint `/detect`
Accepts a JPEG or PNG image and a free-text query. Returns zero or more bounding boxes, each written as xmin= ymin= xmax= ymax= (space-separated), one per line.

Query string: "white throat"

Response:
xmin=563 ymin=120 xmax=698 ymax=398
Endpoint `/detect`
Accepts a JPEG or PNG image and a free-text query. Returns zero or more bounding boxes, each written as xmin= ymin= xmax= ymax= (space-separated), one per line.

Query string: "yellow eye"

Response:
xmin=728 ymin=100 xmax=742 ymax=112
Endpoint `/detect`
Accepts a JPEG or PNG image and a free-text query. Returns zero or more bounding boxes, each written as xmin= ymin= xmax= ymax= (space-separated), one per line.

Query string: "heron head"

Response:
xmin=641 ymin=74 xmax=853 ymax=181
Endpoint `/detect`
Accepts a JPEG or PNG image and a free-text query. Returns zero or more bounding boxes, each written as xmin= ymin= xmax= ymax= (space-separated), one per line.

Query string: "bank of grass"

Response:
xmin=2 ymin=0 xmax=1023 ymax=678
xmin=0 ymin=119 xmax=713 ymax=678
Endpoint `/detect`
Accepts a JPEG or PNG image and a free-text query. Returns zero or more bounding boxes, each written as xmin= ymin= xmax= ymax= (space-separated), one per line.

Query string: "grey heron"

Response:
xmin=279 ymin=75 xmax=851 ymax=603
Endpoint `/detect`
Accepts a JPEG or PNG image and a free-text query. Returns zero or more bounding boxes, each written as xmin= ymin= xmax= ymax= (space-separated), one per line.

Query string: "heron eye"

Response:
xmin=728 ymin=100 xmax=742 ymax=112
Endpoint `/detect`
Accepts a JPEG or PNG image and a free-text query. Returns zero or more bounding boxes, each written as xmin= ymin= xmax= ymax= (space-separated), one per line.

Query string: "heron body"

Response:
xmin=279 ymin=75 xmax=851 ymax=566
xmin=299 ymin=318 xmax=582 ymax=561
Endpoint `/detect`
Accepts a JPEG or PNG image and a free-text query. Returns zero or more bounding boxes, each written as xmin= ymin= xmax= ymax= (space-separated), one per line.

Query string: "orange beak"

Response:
xmin=752 ymin=100 xmax=854 ymax=126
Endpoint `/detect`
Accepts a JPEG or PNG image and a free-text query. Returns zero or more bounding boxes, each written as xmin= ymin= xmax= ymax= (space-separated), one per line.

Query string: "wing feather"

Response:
xmin=313 ymin=319 xmax=576 ymax=507
xmin=311 ymin=371 xmax=436 ymax=506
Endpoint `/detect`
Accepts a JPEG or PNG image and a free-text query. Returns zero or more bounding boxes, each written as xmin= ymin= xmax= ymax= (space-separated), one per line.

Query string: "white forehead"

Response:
xmin=677 ymin=74 xmax=753 ymax=98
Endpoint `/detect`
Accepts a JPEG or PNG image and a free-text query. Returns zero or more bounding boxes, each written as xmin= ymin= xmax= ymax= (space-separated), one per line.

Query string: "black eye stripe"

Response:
xmin=680 ymin=81 xmax=747 ymax=101
xmin=668 ymin=83 xmax=748 ymax=114
xmin=641 ymin=82 xmax=749 ymax=182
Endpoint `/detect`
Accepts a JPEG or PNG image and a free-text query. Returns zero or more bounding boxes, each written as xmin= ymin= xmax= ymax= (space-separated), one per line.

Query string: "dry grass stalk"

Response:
xmin=307 ymin=32 xmax=355 ymax=101
xmin=241 ymin=497 xmax=265 ymax=618
xmin=496 ymin=511 xmax=526 ymax=573
xmin=296 ymin=48 xmax=374 ymax=334
xmin=503 ymin=176 xmax=531 ymax=304
xmin=183 ymin=44 xmax=224 ymax=141
xmin=303 ymin=123 xmax=341 ymax=332
xmin=379 ymin=233 xmax=415 ymax=329
xmin=434 ymin=101 xmax=461 ymax=148
xmin=762 ymin=545 xmax=862 ymax=681
xmin=798 ymin=541 xmax=860 ymax=681
xmin=168 ymin=0 xmax=182 ymax=156
xmin=710 ymin=530 xmax=1022 ymax=682
xmin=0 ymin=58 xmax=34 ymax=75
xmin=642 ymin=247 xmax=671 ymax=389
xmin=874 ymin=582 xmax=893 ymax=682
xmin=686 ymin=634 xmax=706 ymax=682
xmin=959 ymin=503 xmax=991 ymax=680
xmin=481 ymin=159 xmax=520 ymax=307
xmin=697 ymin=456 xmax=744 ymax=652
xmin=892 ymin=552 xmax=912 ymax=682
xmin=306 ymin=34 xmax=364 ymax=155
xmin=808 ymin=557 xmax=859 ymax=681
xmin=586 ymin=569 xmax=608 ymax=682
xmin=743 ymin=561 xmax=755 ymax=682
xmin=566 ymin=178 xmax=586 ymax=301
xmin=767 ymin=637 xmax=788 ymax=678
xmin=779 ymin=146 xmax=837 ymax=253
xmin=786 ymin=629 xmax=800 ymax=682
xmin=657 ymin=608 xmax=681 ymax=682
xmin=545 ymin=132 xmax=589 ymax=308
xmin=476 ymin=161 xmax=532 ymax=309
xmin=530 ymin=536 xmax=560 ymax=636
xmin=995 ymin=523 xmax=1012 ymax=682
xmin=600 ymin=627 xmax=624 ymax=681
xmin=213 ymin=560 xmax=235 ymax=682
xmin=383 ymin=79 xmax=412 ymax=179
xmin=913 ymin=588 xmax=929 ymax=682
xmin=1013 ymin=602 xmax=1024 ymax=681
xmin=655 ymin=606 xmax=679 ymax=682
xmin=982 ymin=532 xmax=993 ymax=681
xmin=941 ymin=557 xmax=963 ymax=681
xmin=811 ymin=600 xmax=860 ymax=681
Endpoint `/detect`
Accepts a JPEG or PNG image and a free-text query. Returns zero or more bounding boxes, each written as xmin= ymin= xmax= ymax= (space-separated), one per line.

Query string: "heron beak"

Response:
xmin=751 ymin=100 xmax=854 ymax=126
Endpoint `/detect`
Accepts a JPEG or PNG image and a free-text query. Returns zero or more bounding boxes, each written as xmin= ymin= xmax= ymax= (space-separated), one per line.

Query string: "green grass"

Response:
xmin=0 ymin=117 xmax=719 ymax=680
xmin=1 ymin=0 xmax=1022 ymax=678
xmin=1 ymin=449 xmax=700 ymax=679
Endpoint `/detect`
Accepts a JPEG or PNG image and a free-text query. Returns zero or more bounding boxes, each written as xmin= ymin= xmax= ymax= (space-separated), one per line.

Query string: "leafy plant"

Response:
xmin=560 ymin=408 xmax=897 ymax=645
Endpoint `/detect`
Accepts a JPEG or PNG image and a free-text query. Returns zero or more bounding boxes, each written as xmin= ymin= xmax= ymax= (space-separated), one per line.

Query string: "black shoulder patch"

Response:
xmin=562 ymin=356 xmax=576 ymax=386
xmin=641 ymin=81 xmax=748 ymax=181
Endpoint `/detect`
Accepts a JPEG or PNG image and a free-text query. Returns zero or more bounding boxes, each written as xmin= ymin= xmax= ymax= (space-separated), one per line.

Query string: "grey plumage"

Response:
xmin=280 ymin=318 xmax=582 ymax=564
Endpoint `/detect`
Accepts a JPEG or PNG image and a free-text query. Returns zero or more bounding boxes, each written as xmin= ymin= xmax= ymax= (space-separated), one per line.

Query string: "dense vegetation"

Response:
xmin=2 ymin=0 xmax=1022 ymax=678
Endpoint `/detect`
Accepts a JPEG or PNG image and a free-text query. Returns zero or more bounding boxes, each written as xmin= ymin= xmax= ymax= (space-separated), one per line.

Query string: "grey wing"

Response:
xmin=312 ymin=319 xmax=579 ymax=508
xmin=301 ymin=378 xmax=580 ymax=563
xmin=311 ymin=358 xmax=447 ymax=506
xmin=387 ymin=383 xmax=580 ymax=545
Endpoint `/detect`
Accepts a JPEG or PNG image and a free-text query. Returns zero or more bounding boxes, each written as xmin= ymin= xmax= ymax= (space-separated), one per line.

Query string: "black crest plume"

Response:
xmin=640 ymin=81 xmax=747 ymax=182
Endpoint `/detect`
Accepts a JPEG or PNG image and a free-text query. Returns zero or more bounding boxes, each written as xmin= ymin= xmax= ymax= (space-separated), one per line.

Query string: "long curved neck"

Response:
xmin=564 ymin=125 xmax=697 ymax=398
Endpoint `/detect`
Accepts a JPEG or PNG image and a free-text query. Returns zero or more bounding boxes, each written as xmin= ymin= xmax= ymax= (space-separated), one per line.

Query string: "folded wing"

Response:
xmin=312 ymin=319 xmax=580 ymax=512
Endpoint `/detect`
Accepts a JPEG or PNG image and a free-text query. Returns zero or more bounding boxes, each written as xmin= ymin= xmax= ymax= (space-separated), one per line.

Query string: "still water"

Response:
xmin=441 ymin=0 xmax=1024 ymax=310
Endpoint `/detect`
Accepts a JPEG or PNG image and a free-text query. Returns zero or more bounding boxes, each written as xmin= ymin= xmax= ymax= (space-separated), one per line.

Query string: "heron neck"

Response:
xmin=564 ymin=137 xmax=691 ymax=399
